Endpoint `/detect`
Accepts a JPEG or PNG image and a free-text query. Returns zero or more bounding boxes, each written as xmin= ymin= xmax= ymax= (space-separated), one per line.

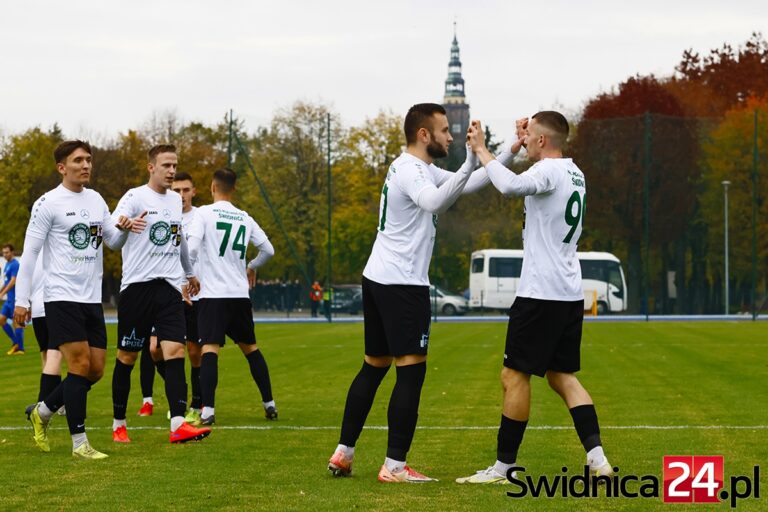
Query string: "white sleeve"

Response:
xmin=400 ymin=150 xmax=479 ymax=214
xmin=486 ymin=160 xmax=557 ymax=197
xmin=15 ymin=235 xmax=44 ymax=309
xmin=432 ymin=146 xmax=515 ymax=196
xmin=179 ymin=235 xmax=194 ymax=277
xmin=100 ymin=198 xmax=129 ymax=250
xmin=186 ymin=212 xmax=204 ymax=264
xmin=247 ymin=239 xmax=274 ymax=270
xmin=111 ymin=190 xmax=138 ymax=224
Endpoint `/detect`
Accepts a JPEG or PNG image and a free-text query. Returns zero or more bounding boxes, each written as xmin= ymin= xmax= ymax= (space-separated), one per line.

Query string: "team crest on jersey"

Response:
xmin=69 ymin=222 xmax=103 ymax=250
xmin=149 ymin=221 xmax=181 ymax=246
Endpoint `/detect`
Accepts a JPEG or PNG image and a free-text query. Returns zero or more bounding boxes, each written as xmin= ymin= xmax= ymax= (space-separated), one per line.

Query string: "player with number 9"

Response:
xmin=456 ymin=112 xmax=612 ymax=484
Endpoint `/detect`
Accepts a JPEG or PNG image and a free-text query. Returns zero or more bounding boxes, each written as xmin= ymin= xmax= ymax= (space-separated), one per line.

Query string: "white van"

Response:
xmin=469 ymin=249 xmax=627 ymax=314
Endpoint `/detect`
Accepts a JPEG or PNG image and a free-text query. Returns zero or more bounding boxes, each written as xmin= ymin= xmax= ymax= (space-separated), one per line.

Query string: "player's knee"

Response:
xmin=117 ymin=350 xmax=138 ymax=365
xmin=364 ymin=354 xmax=393 ymax=368
xmin=163 ymin=342 xmax=186 ymax=359
xmin=500 ymin=367 xmax=528 ymax=391
xmin=546 ymin=371 xmax=576 ymax=394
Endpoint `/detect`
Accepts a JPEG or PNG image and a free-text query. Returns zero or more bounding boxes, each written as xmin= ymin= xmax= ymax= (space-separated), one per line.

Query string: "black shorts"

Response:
xmin=118 ymin=280 xmax=185 ymax=352
xmin=32 ymin=316 xmax=54 ymax=352
xmin=44 ymin=301 xmax=107 ymax=350
xmin=362 ymin=276 xmax=431 ymax=357
xmin=503 ymin=297 xmax=584 ymax=377
xmin=197 ymin=298 xmax=256 ymax=346
xmin=185 ymin=301 xmax=199 ymax=343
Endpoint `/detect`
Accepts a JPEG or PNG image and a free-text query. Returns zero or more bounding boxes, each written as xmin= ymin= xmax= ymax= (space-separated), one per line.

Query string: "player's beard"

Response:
xmin=426 ymin=136 xmax=448 ymax=159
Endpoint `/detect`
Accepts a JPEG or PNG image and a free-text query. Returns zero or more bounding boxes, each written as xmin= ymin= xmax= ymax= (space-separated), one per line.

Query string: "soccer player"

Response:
xmin=327 ymin=103 xmax=496 ymax=483
xmin=109 ymin=144 xmax=211 ymax=444
xmin=172 ymin=171 xmax=204 ymax=424
xmin=15 ymin=140 xmax=142 ymax=459
xmin=187 ymin=168 xmax=277 ymax=426
xmin=2 ymin=244 xmax=24 ymax=355
xmin=455 ymin=113 xmax=612 ymax=484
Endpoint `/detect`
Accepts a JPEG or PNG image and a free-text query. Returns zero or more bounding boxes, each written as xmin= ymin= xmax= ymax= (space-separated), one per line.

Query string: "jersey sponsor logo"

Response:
xmin=121 ymin=329 xmax=145 ymax=349
xmin=162 ymin=209 xmax=171 ymax=218
xmin=66 ymin=211 xmax=76 ymax=217
xmin=149 ymin=221 xmax=182 ymax=246
xmin=80 ymin=209 xmax=90 ymax=219
xmin=147 ymin=210 xmax=158 ymax=215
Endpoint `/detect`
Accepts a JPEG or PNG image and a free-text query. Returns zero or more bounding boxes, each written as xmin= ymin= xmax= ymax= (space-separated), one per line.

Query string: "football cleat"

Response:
xmin=57 ymin=406 xmax=67 ymax=416
xmin=6 ymin=344 xmax=19 ymax=355
xmin=28 ymin=403 xmax=50 ymax=452
xmin=112 ymin=425 xmax=131 ymax=443
xmin=72 ymin=442 xmax=109 ymax=460
xmin=137 ymin=402 xmax=154 ymax=417
xmin=264 ymin=405 xmax=278 ymax=421
xmin=590 ymin=460 xmax=614 ymax=479
xmin=184 ymin=409 xmax=202 ymax=426
xmin=169 ymin=422 xmax=211 ymax=444
xmin=328 ymin=449 xmax=354 ymax=477
xmin=11 ymin=350 xmax=25 ymax=355
xmin=200 ymin=414 xmax=215 ymax=426
xmin=455 ymin=466 xmax=512 ymax=484
xmin=377 ymin=464 xmax=437 ymax=483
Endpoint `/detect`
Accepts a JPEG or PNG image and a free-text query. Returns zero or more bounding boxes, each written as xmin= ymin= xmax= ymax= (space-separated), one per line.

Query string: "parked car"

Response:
xmin=429 ymin=285 xmax=468 ymax=316
xmin=330 ymin=284 xmax=363 ymax=314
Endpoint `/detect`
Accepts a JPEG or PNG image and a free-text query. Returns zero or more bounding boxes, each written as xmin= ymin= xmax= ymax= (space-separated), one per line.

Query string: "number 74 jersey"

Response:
xmin=517 ymin=158 xmax=586 ymax=302
xmin=187 ymin=200 xmax=269 ymax=299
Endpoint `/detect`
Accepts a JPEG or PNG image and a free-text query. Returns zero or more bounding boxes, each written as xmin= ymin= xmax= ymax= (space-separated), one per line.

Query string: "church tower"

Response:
xmin=442 ymin=23 xmax=470 ymax=162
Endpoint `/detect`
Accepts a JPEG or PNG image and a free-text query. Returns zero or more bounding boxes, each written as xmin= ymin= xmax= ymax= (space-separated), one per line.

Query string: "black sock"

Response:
xmin=497 ymin=414 xmax=528 ymax=464
xmin=156 ymin=360 xmax=166 ymax=381
xmin=339 ymin=362 xmax=390 ymax=447
xmin=38 ymin=373 xmax=62 ymax=403
xmin=190 ymin=366 xmax=202 ymax=409
xmin=569 ymin=404 xmax=602 ymax=452
xmin=139 ymin=346 xmax=155 ymax=398
xmin=112 ymin=359 xmax=134 ymax=420
xmin=43 ymin=381 xmax=65 ymax=412
xmin=386 ymin=362 xmax=426 ymax=461
xmin=164 ymin=357 xmax=187 ymax=418
xmin=246 ymin=350 xmax=273 ymax=403
xmin=200 ymin=352 xmax=218 ymax=409
xmin=63 ymin=373 xmax=90 ymax=435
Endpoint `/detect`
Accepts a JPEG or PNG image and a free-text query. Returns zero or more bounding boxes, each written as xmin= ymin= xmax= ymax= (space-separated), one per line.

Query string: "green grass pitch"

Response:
xmin=0 ymin=321 xmax=765 ymax=511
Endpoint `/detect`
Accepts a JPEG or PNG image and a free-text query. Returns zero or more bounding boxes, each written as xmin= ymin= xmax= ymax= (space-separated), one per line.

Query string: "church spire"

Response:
xmin=443 ymin=22 xmax=466 ymax=104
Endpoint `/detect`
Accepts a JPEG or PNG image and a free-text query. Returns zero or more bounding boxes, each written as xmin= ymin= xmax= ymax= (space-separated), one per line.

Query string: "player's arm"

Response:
xmin=179 ymin=234 xmax=200 ymax=296
xmin=406 ymin=137 xmax=480 ymax=214
xmin=246 ymin=221 xmax=274 ymax=288
xmin=14 ymin=236 xmax=44 ymax=326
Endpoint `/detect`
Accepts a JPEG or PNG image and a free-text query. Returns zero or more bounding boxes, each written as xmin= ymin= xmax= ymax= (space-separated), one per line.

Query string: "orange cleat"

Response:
xmin=137 ymin=402 xmax=153 ymax=417
xmin=169 ymin=422 xmax=211 ymax=444
xmin=328 ymin=449 xmax=354 ymax=477
xmin=112 ymin=425 xmax=131 ymax=443
xmin=378 ymin=464 xmax=437 ymax=483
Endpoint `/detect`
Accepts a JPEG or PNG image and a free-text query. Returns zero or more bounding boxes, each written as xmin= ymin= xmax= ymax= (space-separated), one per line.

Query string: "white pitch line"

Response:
xmin=1 ymin=425 xmax=767 ymax=432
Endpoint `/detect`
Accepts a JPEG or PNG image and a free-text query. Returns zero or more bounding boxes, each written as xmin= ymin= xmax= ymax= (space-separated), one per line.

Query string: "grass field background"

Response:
xmin=0 ymin=321 xmax=766 ymax=511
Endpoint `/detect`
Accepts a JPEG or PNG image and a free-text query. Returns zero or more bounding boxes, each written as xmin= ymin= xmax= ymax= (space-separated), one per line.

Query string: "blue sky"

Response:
xmin=1 ymin=0 xmax=765 ymax=141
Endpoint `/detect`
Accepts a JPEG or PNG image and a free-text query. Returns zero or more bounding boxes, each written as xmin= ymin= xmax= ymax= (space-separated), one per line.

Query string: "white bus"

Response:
xmin=468 ymin=249 xmax=627 ymax=314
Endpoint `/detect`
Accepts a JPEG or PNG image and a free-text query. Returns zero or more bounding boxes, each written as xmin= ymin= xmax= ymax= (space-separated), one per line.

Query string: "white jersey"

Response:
xmin=182 ymin=207 xmax=200 ymax=302
xmin=188 ymin=201 xmax=269 ymax=299
xmin=30 ymin=249 xmax=46 ymax=318
xmin=363 ymin=152 xmax=449 ymax=286
xmin=516 ymin=158 xmax=585 ymax=301
xmin=112 ymin=185 xmax=185 ymax=292
xmin=21 ymin=185 xmax=111 ymax=305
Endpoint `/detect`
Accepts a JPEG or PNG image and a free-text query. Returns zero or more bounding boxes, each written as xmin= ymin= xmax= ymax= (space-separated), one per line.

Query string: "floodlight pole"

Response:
xmin=722 ymin=180 xmax=731 ymax=315
xmin=751 ymin=109 xmax=759 ymax=321
xmin=643 ymin=112 xmax=651 ymax=320
xmin=326 ymin=112 xmax=333 ymax=323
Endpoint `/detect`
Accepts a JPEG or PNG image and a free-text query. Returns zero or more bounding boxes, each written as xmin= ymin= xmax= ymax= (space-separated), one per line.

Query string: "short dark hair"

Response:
xmin=148 ymin=144 xmax=177 ymax=163
xmin=173 ymin=172 xmax=194 ymax=185
xmin=2 ymin=244 xmax=14 ymax=252
xmin=54 ymin=140 xmax=92 ymax=164
xmin=532 ymin=111 xmax=569 ymax=146
xmin=404 ymin=103 xmax=446 ymax=145
xmin=213 ymin=168 xmax=237 ymax=193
